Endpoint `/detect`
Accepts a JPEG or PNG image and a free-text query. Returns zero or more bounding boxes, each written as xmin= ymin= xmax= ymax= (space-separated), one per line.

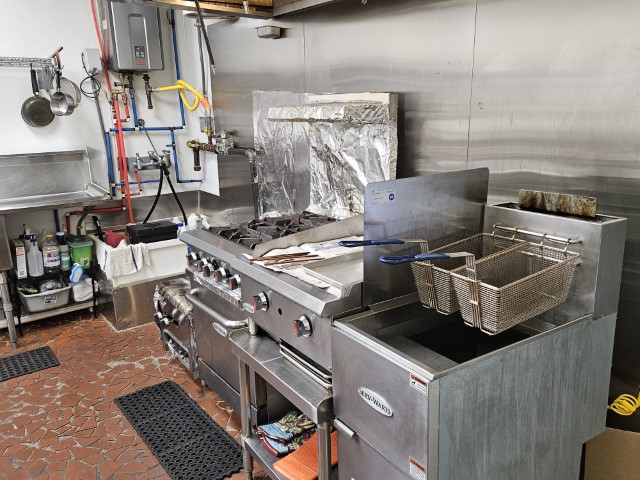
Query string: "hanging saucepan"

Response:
xmin=21 ymin=66 xmax=55 ymax=127
xmin=50 ymin=69 xmax=75 ymax=116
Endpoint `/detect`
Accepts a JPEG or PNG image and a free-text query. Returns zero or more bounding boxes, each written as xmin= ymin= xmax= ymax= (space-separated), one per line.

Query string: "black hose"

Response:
xmin=143 ymin=167 xmax=164 ymax=224
xmin=193 ymin=0 xmax=216 ymax=73
xmin=164 ymin=167 xmax=187 ymax=225
xmin=76 ymin=207 xmax=95 ymax=235
xmin=196 ymin=22 xmax=207 ymax=96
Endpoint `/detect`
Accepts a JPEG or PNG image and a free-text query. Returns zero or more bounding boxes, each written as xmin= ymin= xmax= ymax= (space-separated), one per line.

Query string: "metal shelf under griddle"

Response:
xmin=245 ymin=436 xmax=339 ymax=480
xmin=230 ymin=328 xmax=333 ymax=425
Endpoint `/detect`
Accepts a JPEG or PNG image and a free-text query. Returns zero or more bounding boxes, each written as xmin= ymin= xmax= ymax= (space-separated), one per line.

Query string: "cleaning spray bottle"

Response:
xmin=27 ymin=237 xmax=44 ymax=277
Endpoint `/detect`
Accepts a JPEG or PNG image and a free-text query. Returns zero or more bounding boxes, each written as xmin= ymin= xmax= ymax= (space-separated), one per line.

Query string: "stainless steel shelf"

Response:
xmin=0 ymin=297 xmax=106 ymax=329
xmin=245 ymin=437 xmax=288 ymax=480
xmin=230 ymin=328 xmax=333 ymax=424
xmin=245 ymin=436 xmax=339 ymax=480
xmin=0 ymin=56 xmax=56 ymax=68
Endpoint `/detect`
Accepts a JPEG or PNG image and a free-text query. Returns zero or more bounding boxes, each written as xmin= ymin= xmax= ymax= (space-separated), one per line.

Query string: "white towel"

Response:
xmin=94 ymin=236 xmax=151 ymax=280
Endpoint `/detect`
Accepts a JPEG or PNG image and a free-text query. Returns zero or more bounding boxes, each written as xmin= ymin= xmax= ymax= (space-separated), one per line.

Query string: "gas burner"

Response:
xmin=208 ymin=212 xmax=336 ymax=249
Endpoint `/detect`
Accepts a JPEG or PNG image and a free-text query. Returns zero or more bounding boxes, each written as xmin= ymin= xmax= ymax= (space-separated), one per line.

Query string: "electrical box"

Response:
xmin=108 ymin=2 xmax=164 ymax=72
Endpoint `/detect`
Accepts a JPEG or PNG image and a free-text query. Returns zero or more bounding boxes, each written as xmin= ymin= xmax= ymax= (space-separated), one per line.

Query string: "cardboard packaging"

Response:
xmin=11 ymin=239 xmax=27 ymax=279
xmin=585 ymin=427 xmax=640 ymax=480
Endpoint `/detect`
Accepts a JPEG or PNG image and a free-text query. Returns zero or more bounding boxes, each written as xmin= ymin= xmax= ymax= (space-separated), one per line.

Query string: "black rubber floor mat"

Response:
xmin=115 ymin=380 xmax=243 ymax=480
xmin=0 ymin=346 xmax=60 ymax=382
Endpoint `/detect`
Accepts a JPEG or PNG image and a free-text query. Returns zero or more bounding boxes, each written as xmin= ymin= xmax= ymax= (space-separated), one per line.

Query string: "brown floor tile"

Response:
xmin=0 ymin=313 xmax=270 ymax=480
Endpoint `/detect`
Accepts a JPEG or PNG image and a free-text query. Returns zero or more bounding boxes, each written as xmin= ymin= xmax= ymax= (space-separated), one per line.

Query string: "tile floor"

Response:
xmin=0 ymin=311 xmax=268 ymax=480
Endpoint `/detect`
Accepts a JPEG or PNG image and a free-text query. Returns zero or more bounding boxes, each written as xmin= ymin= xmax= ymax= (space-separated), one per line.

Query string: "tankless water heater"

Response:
xmin=107 ymin=1 xmax=164 ymax=72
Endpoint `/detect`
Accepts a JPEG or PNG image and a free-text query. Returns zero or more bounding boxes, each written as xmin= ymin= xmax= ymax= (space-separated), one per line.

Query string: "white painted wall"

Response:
xmin=0 ymin=1 xmax=221 ymax=237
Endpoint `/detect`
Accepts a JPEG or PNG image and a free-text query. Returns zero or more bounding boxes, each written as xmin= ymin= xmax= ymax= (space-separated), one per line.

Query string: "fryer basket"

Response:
xmin=449 ymin=243 xmax=580 ymax=334
xmin=409 ymin=234 xmax=524 ymax=314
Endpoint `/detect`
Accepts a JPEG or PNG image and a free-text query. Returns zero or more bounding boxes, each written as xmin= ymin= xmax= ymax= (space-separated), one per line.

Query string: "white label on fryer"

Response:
xmin=371 ymin=189 xmax=396 ymax=205
xmin=409 ymin=457 xmax=427 ymax=480
xmin=410 ymin=373 xmax=429 ymax=397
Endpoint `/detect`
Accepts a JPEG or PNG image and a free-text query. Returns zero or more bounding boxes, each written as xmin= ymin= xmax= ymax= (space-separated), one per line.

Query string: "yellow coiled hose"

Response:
xmin=156 ymin=80 xmax=210 ymax=112
xmin=609 ymin=388 xmax=640 ymax=416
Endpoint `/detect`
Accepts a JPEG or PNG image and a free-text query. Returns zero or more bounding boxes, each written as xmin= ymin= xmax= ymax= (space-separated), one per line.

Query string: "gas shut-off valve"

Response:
xmin=186 ymin=130 xmax=234 ymax=171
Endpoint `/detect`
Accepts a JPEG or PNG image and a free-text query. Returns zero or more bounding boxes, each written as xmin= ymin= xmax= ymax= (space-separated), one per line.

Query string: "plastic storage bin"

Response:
xmin=19 ymin=286 xmax=71 ymax=313
xmin=67 ymin=236 xmax=93 ymax=269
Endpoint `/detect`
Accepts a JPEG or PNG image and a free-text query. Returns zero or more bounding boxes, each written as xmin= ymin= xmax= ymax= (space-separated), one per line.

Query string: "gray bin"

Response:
xmin=20 ymin=286 xmax=71 ymax=313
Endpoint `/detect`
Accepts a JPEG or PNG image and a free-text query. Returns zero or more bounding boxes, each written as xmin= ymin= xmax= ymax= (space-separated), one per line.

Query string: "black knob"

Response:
xmin=207 ymin=258 xmax=220 ymax=270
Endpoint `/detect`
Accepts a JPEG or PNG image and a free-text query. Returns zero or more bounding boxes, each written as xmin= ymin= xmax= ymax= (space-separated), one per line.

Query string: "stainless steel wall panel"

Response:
xmin=302 ymin=0 xmax=477 ymax=178
xmin=208 ymin=14 xmax=306 ymax=148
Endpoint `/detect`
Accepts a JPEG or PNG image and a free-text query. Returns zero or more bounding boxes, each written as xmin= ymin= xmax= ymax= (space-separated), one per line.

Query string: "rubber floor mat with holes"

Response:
xmin=115 ymin=380 xmax=243 ymax=480
xmin=0 ymin=346 xmax=60 ymax=382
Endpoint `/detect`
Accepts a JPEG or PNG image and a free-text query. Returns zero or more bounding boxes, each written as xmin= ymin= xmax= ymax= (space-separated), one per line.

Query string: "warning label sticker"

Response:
xmin=410 ymin=373 xmax=429 ymax=397
xmin=409 ymin=457 xmax=427 ymax=480
xmin=371 ymin=189 xmax=396 ymax=205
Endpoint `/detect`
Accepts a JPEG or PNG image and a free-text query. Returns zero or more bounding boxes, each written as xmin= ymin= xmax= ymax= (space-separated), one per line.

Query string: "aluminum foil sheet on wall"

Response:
xmin=253 ymin=91 xmax=310 ymax=218
xmin=253 ymin=91 xmax=398 ymax=219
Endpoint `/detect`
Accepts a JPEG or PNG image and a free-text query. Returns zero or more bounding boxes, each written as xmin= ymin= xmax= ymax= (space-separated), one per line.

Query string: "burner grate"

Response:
xmin=208 ymin=211 xmax=336 ymax=249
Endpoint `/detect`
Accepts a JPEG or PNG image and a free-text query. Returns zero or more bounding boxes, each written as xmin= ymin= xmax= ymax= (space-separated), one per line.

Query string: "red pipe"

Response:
xmin=134 ymin=171 xmax=143 ymax=192
xmin=113 ymin=100 xmax=135 ymax=223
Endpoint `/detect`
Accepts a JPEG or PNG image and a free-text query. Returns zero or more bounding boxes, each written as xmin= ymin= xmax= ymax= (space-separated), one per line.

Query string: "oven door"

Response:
xmin=187 ymin=291 xmax=247 ymax=392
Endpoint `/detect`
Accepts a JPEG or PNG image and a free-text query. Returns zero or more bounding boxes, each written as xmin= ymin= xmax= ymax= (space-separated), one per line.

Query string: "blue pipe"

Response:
xmin=170 ymin=9 xmax=187 ymax=127
xmin=105 ymin=132 xmax=116 ymax=197
xmin=53 ymin=209 xmax=61 ymax=233
xmin=130 ymin=87 xmax=139 ymax=127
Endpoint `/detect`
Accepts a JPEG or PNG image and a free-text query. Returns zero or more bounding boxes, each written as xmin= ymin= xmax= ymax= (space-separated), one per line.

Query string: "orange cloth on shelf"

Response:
xmin=273 ymin=431 xmax=338 ymax=480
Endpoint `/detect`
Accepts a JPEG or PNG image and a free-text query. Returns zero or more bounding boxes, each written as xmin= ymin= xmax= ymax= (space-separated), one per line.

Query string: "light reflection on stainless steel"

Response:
xmin=210 ymin=0 xmax=640 ymax=383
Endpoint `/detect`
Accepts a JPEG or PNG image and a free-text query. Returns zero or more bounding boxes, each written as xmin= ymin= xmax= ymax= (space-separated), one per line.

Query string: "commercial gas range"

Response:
xmin=180 ymin=212 xmax=364 ymax=420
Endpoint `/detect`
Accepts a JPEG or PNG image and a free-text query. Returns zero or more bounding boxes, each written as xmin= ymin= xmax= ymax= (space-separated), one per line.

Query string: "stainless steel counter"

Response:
xmin=0 ymin=150 xmax=110 ymax=216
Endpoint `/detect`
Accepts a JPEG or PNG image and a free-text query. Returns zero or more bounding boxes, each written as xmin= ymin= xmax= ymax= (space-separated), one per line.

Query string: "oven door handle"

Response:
xmin=186 ymin=293 xmax=249 ymax=329
xmin=333 ymin=418 xmax=357 ymax=439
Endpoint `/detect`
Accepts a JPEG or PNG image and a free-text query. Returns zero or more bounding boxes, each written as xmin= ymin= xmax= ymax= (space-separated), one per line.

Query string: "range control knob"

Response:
xmin=252 ymin=292 xmax=269 ymax=312
xmin=187 ymin=251 xmax=200 ymax=265
xmin=293 ymin=315 xmax=312 ymax=338
xmin=207 ymin=258 xmax=220 ymax=270
xmin=202 ymin=262 xmax=213 ymax=277
xmin=228 ymin=274 xmax=242 ymax=290
xmin=194 ymin=260 xmax=205 ymax=273
xmin=213 ymin=267 xmax=229 ymax=283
